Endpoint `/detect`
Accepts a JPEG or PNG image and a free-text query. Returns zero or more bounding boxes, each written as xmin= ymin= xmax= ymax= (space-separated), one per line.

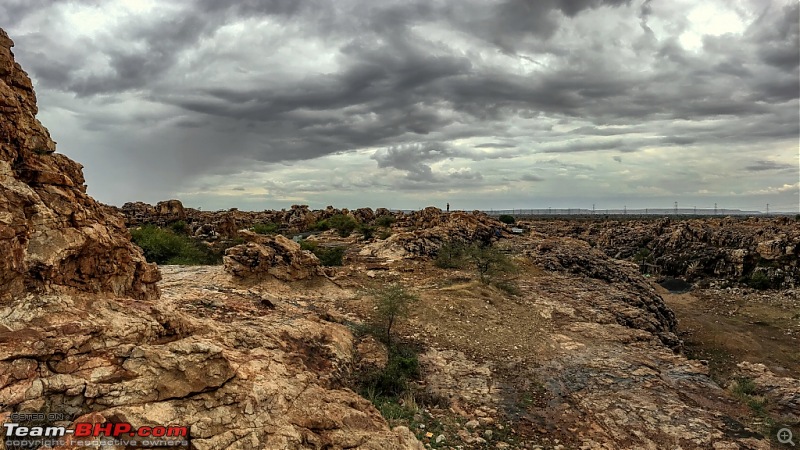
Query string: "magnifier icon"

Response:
xmin=778 ymin=428 xmax=796 ymax=446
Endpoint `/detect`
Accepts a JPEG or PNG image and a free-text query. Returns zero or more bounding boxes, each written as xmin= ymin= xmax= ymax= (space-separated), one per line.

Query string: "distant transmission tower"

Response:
xmin=674 ymin=201 xmax=678 ymax=215
xmin=766 ymin=204 xmax=769 ymax=215
xmin=714 ymin=203 xmax=717 ymax=215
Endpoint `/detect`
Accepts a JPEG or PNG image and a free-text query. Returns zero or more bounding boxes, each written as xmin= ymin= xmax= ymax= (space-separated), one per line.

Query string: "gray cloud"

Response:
xmin=744 ymin=160 xmax=796 ymax=172
xmin=2 ymin=0 xmax=798 ymax=211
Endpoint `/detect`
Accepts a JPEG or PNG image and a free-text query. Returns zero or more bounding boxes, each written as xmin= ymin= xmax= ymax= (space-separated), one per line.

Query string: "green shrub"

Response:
xmin=169 ymin=220 xmax=188 ymax=234
xmin=313 ymin=214 xmax=359 ymax=237
xmin=498 ymin=214 xmax=515 ymax=224
xmin=130 ymin=225 xmax=216 ymax=265
xmin=467 ymin=243 xmax=517 ymax=284
xmin=633 ymin=247 xmax=651 ymax=262
xmin=375 ymin=215 xmax=396 ymax=227
xmin=252 ymin=222 xmax=279 ymax=235
xmin=434 ymin=241 xmax=467 ymax=269
xmin=747 ymin=271 xmax=772 ymax=290
xmin=359 ymin=224 xmax=376 ymax=240
xmin=299 ymin=240 xmax=345 ymax=266
xmin=378 ymin=230 xmax=392 ymax=240
xmin=369 ymin=283 xmax=418 ymax=347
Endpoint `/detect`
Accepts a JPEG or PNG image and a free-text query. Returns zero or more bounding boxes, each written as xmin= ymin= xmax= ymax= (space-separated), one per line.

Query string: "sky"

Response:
xmin=2 ymin=0 xmax=798 ymax=212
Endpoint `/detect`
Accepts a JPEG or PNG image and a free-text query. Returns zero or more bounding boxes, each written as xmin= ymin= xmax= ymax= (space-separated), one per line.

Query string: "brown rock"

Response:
xmin=0 ymin=28 xmax=159 ymax=301
xmin=224 ymin=232 xmax=321 ymax=281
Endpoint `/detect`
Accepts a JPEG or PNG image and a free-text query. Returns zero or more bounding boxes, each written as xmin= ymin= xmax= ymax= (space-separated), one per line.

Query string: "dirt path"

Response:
xmin=661 ymin=286 xmax=800 ymax=380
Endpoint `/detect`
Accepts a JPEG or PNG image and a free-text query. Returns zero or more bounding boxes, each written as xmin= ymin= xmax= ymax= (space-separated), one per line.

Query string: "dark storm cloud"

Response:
xmin=744 ymin=160 xmax=796 ymax=172
xmin=3 ymin=0 xmax=798 ymax=208
xmin=520 ymin=174 xmax=545 ymax=182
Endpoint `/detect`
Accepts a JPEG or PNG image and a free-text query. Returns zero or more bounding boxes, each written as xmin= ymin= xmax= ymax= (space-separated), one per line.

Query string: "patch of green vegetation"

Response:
xmin=369 ymin=283 xmax=419 ymax=347
xmin=168 ymin=220 xmax=188 ymax=234
xmin=498 ymin=214 xmax=515 ymax=224
xmin=747 ymin=271 xmax=772 ymax=290
xmin=358 ymin=224 xmax=376 ymax=240
xmin=375 ymin=215 xmax=397 ymax=227
xmin=378 ymin=230 xmax=392 ymax=240
xmin=313 ymin=214 xmax=359 ymax=237
xmin=731 ymin=377 xmax=757 ymax=397
xmin=130 ymin=225 xmax=218 ymax=265
xmin=434 ymin=241 xmax=467 ymax=269
xmin=467 ymin=243 xmax=517 ymax=285
xmin=252 ymin=222 xmax=279 ymax=235
xmin=299 ymin=240 xmax=345 ymax=266
xmin=632 ymin=247 xmax=652 ymax=263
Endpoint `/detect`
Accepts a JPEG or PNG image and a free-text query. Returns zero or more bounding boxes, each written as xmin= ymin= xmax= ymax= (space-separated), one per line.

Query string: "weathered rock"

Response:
xmin=0 ymin=266 xmax=424 ymax=449
xmin=0 ymin=28 xmax=159 ymax=301
xmin=361 ymin=208 xmax=507 ymax=259
xmin=736 ymin=361 xmax=800 ymax=423
xmin=224 ymin=232 xmax=321 ymax=281
xmin=531 ymin=217 xmax=800 ymax=288
xmin=522 ymin=235 xmax=680 ymax=348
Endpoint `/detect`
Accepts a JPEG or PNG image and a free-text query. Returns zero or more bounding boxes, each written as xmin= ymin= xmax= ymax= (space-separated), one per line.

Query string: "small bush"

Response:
xmin=314 ymin=214 xmax=358 ymax=237
xmin=467 ymin=243 xmax=517 ymax=284
xmin=131 ymin=225 xmax=216 ymax=265
xmin=375 ymin=215 xmax=396 ymax=227
xmin=378 ymin=230 xmax=392 ymax=240
xmin=369 ymin=283 xmax=419 ymax=347
xmin=300 ymin=240 xmax=345 ymax=266
xmin=434 ymin=241 xmax=467 ymax=269
xmin=359 ymin=224 xmax=376 ymax=240
xmin=498 ymin=214 xmax=515 ymax=224
xmin=252 ymin=222 xmax=279 ymax=235
xmin=747 ymin=271 xmax=772 ymax=290
xmin=169 ymin=220 xmax=188 ymax=234
xmin=360 ymin=345 xmax=420 ymax=397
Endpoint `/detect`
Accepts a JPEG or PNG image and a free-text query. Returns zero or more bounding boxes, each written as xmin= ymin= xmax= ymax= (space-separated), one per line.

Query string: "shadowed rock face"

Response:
xmin=0 ymin=29 xmax=160 ymax=301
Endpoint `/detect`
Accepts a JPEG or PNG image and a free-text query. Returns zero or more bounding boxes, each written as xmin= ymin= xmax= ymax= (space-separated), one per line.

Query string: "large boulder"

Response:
xmin=0 ymin=29 xmax=159 ymax=301
xmin=224 ymin=233 xmax=321 ymax=281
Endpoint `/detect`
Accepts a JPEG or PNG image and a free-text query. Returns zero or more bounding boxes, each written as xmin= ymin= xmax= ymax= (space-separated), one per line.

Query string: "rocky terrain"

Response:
xmin=0 ymin=29 xmax=421 ymax=450
xmin=0 ymin=29 xmax=158 ymax=301
xmin=528 ymin=217 xmax=799 ymax=288
xmin=0 ymin=27 xmax=797 ymax=450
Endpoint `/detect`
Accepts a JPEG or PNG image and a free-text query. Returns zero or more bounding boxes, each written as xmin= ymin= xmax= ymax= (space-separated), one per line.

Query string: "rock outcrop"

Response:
xmin=0 ymin=266 xmax=423 ymax=449
xmin=531 ymin=217 xmax=800 ymax=288
xmin=223 ymin=232 xmax=321 ymax=281
xmin=0 ymin=29 xmax=159 ymax=301
xmin=361 ymin=208 xmax=507 ymax=260
xmin=521 ymin=234 xmax=681 ymax=349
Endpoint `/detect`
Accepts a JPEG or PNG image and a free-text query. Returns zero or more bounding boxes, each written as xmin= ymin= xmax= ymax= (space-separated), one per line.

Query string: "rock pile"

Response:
xmin=223 ymin=232 xmax=321 ymax=281
xmin=363 ymin=208 xmax=507 ymax=259
xmin=0 ymin=29 xmax=159 ymax=301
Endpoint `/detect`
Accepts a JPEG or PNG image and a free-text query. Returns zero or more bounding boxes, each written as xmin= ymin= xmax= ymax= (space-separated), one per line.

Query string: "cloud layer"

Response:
xmin=3 ymin=0 xmax=798 ymax=211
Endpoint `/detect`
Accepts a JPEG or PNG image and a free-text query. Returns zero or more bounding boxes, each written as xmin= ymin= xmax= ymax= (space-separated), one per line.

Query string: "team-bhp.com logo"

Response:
xmin=4 ymin=421 xmax=189 ymax=448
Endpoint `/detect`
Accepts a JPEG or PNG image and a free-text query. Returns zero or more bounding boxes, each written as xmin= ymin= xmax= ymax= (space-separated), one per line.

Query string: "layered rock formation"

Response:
xmin=223 ymin=232 xmax=321 ymax=281
xmin=0 ymin=267 xmax=423 ymax=449
xmin=0 ymin=29 xmax=159 ymax=301
xmin=119 ymin=200 xmax=397 ymax=239
xmin=361 ymin=207 xmax=507 ymax=260
xmin=521 ymin=235 xmax=681 ymax=349
xmin=531 ymin=217 xmax=800 ymax=287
